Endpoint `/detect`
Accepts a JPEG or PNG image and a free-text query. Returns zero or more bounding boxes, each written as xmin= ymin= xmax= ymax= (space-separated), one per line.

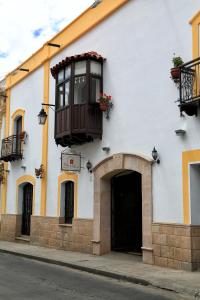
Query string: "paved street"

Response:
xmin=0 ymin=253 xmax=190 ymax=300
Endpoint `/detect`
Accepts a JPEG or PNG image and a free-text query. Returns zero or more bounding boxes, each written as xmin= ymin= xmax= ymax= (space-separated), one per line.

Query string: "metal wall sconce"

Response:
xmin=35 ymin=164 xmax=45 ymax=178
xmin=86 ymin=160 xmax=93 ymax=173
xmin=102 ymin=146 xmax=110 ymax=153
xmin=152 ymin=147 xmax=160 ymax=164
xmin=175 ymin=129 xmax=186 ymax=136
xmin=38 ymin=103 xmax=55 ymax=125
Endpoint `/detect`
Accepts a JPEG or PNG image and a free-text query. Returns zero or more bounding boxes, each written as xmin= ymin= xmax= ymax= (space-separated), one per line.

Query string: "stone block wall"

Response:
xmin=30 ymin=216 xmax=93 ymax=253
xmin=0 ymin=214 xmax=21 ymax=241
xmin=152 ymin=223 xmax=200 ymax=271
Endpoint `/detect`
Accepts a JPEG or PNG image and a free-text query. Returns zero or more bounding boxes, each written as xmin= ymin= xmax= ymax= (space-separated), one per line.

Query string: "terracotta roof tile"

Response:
xmin=51 ymin=51 xmax=105 ymax=77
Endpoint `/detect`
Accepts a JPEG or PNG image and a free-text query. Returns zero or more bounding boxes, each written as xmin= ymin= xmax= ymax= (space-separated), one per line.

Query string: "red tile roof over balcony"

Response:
xmin=51 ymin=51 xmax=105 ymax=77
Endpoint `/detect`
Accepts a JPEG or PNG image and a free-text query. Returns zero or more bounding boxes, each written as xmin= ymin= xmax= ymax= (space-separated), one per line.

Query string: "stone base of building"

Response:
xmin=152 ymin=223 xmax=200 ymax=271
xmin=1 ymin=215 xmax=200 ymax=271
xmin=0 ymin=214 xmax=93 ymax=254
xmin=0 ymin=214 xmax=22 ymax=241
xmin=30 ymin=216 xmax=93 ymax=253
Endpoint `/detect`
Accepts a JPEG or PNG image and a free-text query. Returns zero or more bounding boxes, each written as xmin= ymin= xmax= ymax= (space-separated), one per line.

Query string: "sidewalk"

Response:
xmin=0 ymin=241 xmax=199 ymax=299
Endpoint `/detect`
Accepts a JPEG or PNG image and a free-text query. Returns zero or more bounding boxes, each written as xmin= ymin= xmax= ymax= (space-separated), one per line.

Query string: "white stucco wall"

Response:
xmin=6 ymin=67 xmax=43 ymax=215
xmin=6 ymin=0 xmax=200 ymax=224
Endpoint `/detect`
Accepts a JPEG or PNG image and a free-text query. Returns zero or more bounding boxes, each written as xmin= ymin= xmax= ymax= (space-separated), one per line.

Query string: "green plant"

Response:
xmin=172 ymin=54 xmax=184 ymax=68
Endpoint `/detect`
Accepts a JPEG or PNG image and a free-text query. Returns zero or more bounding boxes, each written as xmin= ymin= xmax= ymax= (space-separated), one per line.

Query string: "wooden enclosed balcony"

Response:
xmin=179 ymin=57 xmax=200 ymax=116
xmin=51 ymin=51 xmax=104 ymax=147
xmin=55 ymin=103 xmax=102 ymax=147
xmin=0 ymin=135 xmax=23 ymax=162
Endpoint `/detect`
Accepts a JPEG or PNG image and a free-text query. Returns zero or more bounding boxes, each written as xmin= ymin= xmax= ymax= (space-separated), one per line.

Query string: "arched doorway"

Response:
xmin=60 ymin=180 xmax=75 ymax=224
xmin=92 ymin=153 xmax=153 ymax=264
xmin=111 ymin=171 xmax=142 ymax=253
xmin=21 ymin=183 xmax=33 ymax=235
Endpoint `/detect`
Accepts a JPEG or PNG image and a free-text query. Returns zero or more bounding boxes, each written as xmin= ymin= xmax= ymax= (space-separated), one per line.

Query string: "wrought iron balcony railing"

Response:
xmin=179 ymin=57 xmax=200 ymax=116
xmin=0 ymin=135 xmax=23 ymax=162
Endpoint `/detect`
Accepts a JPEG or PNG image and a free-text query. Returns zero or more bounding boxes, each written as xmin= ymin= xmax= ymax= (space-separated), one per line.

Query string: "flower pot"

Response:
xmin=99 ymin=103 xmax=108 ymax=111
xmin=171 ymin=67 xmax=180 ymax=81
xmin=19 ymin=131 xmax=25 ymax=140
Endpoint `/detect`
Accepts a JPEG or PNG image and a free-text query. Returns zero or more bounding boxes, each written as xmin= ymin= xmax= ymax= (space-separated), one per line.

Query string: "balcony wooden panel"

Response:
xmin=56 ymin=106 xmax=70 ymax=137
xmin=72 ymin=105 xmax=86 ymax=133
xmin=55 ymin=103 xmax=102 ymax=147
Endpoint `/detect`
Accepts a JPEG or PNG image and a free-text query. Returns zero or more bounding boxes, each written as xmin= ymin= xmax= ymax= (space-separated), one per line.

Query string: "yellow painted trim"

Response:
xmin=189 ymin=10 xmax=200 ymax=25
xmin=190 ymin=10 xmax=200 ymax=59
xmin=1 ymin=89 xmax=10 ymax=214
xmin=11 ymin=108 xmax=25 ymax=134
xmin=5 ymin=0 xmax=128 ymax=90
xmin=40 ymin=61 xmax=49 ymax=216
xmin=16 ymin=175 xmax=36 ymax=215
xmin=57 ymin=172 xmax=78 ymax=218
xmin=182 ymin=149 xmax=200 ymax=224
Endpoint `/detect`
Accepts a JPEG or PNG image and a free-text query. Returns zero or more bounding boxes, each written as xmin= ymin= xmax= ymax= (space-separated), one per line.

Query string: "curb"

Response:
xmin=0 ymin=248 xmax=194 ymax=298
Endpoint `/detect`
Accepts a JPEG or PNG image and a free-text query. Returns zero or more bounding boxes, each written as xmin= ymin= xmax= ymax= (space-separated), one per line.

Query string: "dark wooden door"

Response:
xmin=65 ymin=181 xmax=74 ymax=224
xmin=111 ymin=171 xmax=142 ymax=253
xmin=21 ymin=183 xmax=33 ymax=235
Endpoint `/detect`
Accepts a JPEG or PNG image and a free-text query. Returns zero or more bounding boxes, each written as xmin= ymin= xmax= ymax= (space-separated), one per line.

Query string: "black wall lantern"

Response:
xmin=38 ymin=103 xmax=55 ymax=125
xmin=38 ymin=108 xmax=47 ymax=125
xmin=86 ymin=160 xmax=93 ymax=173
xmin=152 ymin=147 xmax=160 ymax=164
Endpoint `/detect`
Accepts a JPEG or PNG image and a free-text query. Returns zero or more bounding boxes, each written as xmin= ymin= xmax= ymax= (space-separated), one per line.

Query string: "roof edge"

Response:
xmin=5 ymin=0 xmax=129 ymax=90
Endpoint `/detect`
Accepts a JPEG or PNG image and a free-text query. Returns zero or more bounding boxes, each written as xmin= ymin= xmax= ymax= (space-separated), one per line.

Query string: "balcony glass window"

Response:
xmin=65 ymin=66 xmax=71 ymax=80
xmin=56 ymin=59 xmax=102 ymax=109
xmin=75 ymin=61 xmax=86 ymax=75
xmin=91 ymin=78 xmax=101 ymax=103
xmin=58 ymin=85 xmax=64 ymax=108
xmin=58 ymin=70 xmax=64 ymax=83
xmin=91 ymin=61 xmax=101 ymax=75
xmin=74 ymin=76 xmax=87 ymax=104
xmin=65 ymin=82 xmax=70 ymax=106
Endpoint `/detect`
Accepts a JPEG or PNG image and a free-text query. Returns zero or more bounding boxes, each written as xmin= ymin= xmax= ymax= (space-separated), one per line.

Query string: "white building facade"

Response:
xmin=1 ymin=0 xmax=200 ymax=271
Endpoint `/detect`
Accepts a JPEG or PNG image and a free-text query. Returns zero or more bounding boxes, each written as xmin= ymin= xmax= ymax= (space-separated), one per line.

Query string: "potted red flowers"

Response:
xmin=98 ymin=93 xmax=112 ymax=111
xmin=171 ymin=55 xmax=184 ymax=82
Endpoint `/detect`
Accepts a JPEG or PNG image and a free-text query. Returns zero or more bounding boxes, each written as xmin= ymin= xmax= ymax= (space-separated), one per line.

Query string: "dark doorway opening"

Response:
xmin=21 ymin=183 xmax=33 ymax=235
xmin=111 ymin=171 xmax=142 ymax=253
xmin=15 ymin=116 xmax=22 ymax=154
xmin=64 ymin=181 xmax=74 ymax=224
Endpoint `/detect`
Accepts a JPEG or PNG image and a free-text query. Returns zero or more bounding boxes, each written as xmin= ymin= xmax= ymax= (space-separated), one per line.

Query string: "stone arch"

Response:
xmin=92 ymin=153 xmax=153 ymax=264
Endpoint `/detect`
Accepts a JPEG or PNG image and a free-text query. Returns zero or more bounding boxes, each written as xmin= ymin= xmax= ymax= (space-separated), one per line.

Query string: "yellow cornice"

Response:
xmin=189 ymin=10 xmax=200 ymax=25
xmin=5 ymin=0 xmax=128 ymax=90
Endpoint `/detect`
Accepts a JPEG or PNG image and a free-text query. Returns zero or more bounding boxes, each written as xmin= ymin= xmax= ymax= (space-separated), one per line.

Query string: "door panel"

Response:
xmin=15 ymin=117 xmax=22 ymax=155
xmin=111 ymin=172 xmax=142 ymax=253
xmin=65 ymin=181 xmax=74 ymax=224
xmin=21 ymin=183 xmax=33 ymax=235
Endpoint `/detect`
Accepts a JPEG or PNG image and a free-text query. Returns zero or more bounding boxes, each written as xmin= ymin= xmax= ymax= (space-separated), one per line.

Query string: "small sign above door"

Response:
xmin=61 ymin=152 xmax=81 ymax=172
